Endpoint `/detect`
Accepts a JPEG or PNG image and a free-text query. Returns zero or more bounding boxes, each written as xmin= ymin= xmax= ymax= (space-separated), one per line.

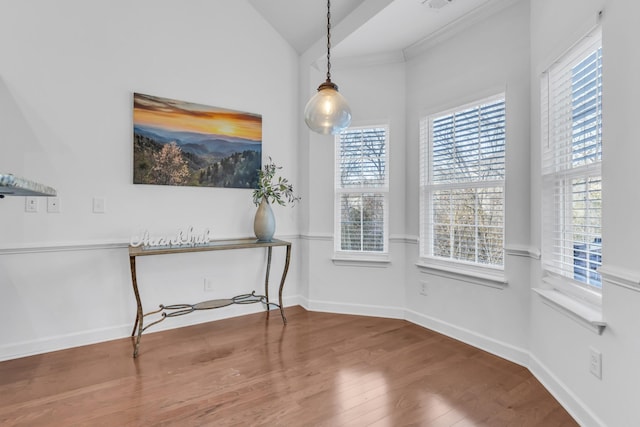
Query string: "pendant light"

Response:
xmin=304 ymin=0 xmax=352 ymax=135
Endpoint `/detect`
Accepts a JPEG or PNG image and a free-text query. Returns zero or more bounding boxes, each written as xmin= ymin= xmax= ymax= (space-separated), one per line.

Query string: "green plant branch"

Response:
xmin=252 ymin=157 xmax=301 ymax=207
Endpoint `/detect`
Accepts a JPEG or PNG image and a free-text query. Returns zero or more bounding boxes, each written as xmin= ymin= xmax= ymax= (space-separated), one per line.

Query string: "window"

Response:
xmin=335 ymin=126 xmax=389 ymax=257
xmin=420 ymin=94 xmax=506 ymax=269
xmin=541 ymin=28 xmax=603 ymax=291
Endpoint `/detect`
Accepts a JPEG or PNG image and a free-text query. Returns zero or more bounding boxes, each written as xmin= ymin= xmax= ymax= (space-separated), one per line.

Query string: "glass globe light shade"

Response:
xmin=304 ymin=82 xmax=352 ymax=135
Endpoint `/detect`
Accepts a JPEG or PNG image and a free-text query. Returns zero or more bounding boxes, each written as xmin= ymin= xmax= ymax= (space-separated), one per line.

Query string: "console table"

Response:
xmin=128 ymin=238 xmax=291 ymax=357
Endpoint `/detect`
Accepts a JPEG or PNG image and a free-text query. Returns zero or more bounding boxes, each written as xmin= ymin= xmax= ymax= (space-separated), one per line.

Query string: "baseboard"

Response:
xmin=528 ymin=354 xmax=605 ymax=427
xmin=297 ymin=300 xmax=528 ymax=366
xmin=405 ymin=308 xmax=605 ymax=426
xmin=404 ymin=308 xmax=530 ymax=367
xmin=0 ymin=294 xmax=604 ymax=427
xmin=0 ymin=324 xmax=132 ymax=362
xmin=298 ymin=296 xmax=405 ymax=320
xmin=297 ymin=299 xmax=527 ymax=367
xmin=0 ymin=295 xmax=302 ymax=362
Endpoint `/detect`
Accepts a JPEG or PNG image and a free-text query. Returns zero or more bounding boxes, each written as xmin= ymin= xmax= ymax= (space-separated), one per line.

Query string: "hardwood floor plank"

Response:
xmin=0 ymin=306 xmax=577 ymax=426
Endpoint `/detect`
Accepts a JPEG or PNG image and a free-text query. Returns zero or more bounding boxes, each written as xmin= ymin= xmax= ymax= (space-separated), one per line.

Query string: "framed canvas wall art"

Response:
xmin=133 ymin=93 xmax=262 ymax=189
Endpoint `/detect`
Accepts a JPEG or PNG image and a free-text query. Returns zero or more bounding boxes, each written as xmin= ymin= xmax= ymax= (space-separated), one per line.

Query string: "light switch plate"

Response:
xmin=25 ymin=197 xmax=39 ymax=213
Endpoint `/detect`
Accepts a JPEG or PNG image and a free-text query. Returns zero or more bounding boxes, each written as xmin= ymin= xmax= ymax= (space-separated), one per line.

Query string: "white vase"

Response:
xmin=254 ymin=196 xmax=275 ymax=241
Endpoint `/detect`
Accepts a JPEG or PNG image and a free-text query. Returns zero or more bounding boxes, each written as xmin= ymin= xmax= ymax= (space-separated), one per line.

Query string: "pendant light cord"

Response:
xmin=326 ymin=0 xmax=332 ymax=82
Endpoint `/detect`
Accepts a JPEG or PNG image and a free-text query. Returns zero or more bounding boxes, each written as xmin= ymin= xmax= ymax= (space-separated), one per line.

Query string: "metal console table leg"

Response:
xmin=128 ymin=238 xmax=292 ymax=358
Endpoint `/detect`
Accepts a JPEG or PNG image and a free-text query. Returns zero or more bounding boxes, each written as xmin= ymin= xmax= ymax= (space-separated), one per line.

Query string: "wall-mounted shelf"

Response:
xmin=0 ymin=174 xmax=57 ymax=198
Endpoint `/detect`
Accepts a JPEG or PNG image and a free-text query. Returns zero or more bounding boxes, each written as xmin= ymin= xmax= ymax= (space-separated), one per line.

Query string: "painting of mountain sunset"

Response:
xmin=133 ymin=93 xmax=262 ymax=188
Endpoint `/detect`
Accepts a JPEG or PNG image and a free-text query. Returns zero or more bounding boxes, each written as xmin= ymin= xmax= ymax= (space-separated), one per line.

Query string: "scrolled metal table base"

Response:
xmin=134 ymin=292 xmax=282 ymax=335
xmin=128 ymin=238 xmax=291 ymax=358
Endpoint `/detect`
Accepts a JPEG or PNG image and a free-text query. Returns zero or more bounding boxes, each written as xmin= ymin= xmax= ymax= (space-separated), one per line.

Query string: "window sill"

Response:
xmin=533 ymin=288 xmax=606 ymax=335
xmin=332 ymin=252 xmax=390 ymax=267
xmin=542 ymin=273 xmax=602 ymax=307
xmin=415 ymin=258 xmax=507 ymax=289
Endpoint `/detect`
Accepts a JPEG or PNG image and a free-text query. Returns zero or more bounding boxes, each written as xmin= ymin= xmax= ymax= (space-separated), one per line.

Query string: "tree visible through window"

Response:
xmin=420 ymin=95 xmax=506 ymax=267
xmin=335 ymin=127 xmax=388 ymax=254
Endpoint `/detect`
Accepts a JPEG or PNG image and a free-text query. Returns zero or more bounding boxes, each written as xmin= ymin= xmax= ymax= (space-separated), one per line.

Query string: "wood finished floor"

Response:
xmin=0 ymin=306 xmax=577 ymax=426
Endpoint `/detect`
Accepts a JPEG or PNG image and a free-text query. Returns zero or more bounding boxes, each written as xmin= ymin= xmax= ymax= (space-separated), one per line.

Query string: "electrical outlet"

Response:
xmin=47 ymin=197 xmax=61 ymax=213
xmin=204 ymin=278 xmax=216 ymax=292
xmin=25 ymin=197 xmax=39 ymax=213
xmin=92 ymin=197 xmax=106 ymax=214
xmin=419 ymin=281 xmax=428 ymax=296
xmin=589 ymin=347 xmax=602 ymax=379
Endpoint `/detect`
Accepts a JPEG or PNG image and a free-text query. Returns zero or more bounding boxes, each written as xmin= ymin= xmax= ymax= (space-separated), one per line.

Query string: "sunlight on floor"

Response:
xmin=332 ymin=366 xmax=479 ymax=426
xmin=334 ymin=367 xmax=390 ymax=425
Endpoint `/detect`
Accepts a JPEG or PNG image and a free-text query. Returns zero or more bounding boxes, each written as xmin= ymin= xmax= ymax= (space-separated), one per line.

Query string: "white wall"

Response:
xmin=0 ymin=0 xmax=301 ymax=360
xmin=403 ymin=0 xmax=531 ymax=363
xmin=3 ymin=1 xmax=640 ymax=425
xmin=300 ymin=57 xmax=407 ymax=317
xmin=322 ymin=1 xmax=640 ymax=425
xmin=529 ymin=1 xmax=640 ymax=426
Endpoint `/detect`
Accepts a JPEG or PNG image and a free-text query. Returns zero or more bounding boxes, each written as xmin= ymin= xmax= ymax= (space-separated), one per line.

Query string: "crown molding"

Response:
xmin=404 ymin=0 xmax=522 ymax=60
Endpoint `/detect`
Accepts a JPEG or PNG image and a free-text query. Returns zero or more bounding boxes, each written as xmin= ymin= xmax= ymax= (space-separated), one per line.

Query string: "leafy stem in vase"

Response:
xmin=252 ymin=157 xmax=301 ymax=207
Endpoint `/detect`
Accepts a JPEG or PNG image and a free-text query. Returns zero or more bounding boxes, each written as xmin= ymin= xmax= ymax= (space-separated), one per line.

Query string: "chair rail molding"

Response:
xmin=504 ymin=244 xmax=541 ymax=259
xmin=598 ymin=264 xmax=640 ymax=292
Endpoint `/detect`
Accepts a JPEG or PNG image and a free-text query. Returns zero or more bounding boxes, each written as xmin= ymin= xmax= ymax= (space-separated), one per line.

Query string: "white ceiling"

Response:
xmin=248 ymin=0 xmax=367 ymax=55
xmin=248 ymin=0 xmax=519 ymax=58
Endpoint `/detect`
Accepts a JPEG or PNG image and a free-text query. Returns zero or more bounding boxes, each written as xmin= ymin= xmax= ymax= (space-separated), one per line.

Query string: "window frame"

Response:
xmin=418 ymin=93 xmax=507 ymax=282
xmin=333 ymin=124 xmax=390 ymax=263
xmin=540 ymin=27 xmax=603 ymax=304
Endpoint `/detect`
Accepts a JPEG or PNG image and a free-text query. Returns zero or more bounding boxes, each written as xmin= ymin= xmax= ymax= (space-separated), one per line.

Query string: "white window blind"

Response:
xmin=335 ymin=126 xmax=389 ymax=253
xmin=541 ymin=28 xmax=603 ymax=289
xmin=420 ymin=94 xmax=506 ymax=267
